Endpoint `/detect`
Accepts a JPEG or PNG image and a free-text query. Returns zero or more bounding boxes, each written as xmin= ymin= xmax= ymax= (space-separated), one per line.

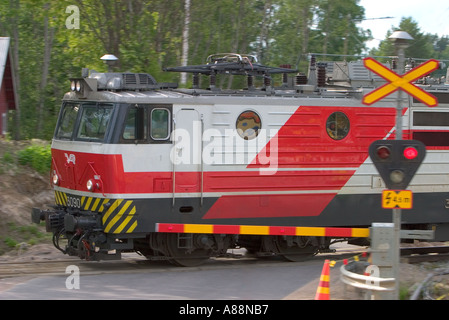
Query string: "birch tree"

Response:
xmin=181 ymin=0 xmax=191 ymax=86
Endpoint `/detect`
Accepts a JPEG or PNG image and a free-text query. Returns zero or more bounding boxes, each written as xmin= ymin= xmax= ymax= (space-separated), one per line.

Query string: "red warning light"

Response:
xmin=403 ymin=146 xmax=418 ymax=160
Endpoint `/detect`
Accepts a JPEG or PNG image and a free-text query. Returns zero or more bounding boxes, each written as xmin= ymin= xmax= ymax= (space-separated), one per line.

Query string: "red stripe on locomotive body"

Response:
xmin=202 ymin=193 xmax=337 ymax=219
xmin=213 ymin=225 xmax=241 ymax=234
xmin=203 ymin=170 xmax=355 ymax=192
xmin=52 ymin=149 xmax=124 ymax=193
xmin=249 ymin=106 xmax=397 ymax=169
xmin=269 ymin=226 xmax=297 ymax=236
xmin=324 ymin=227 xmax=353 ymax=237
xmin=156 ymin=223 xmax=185 ymax=233
xmin=52 ymin=153 xmax=354 ymax=195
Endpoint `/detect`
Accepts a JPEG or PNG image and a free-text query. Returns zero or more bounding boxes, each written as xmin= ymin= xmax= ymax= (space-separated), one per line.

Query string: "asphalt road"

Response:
xmin=0 ymin=257 xmax=324 ymax=300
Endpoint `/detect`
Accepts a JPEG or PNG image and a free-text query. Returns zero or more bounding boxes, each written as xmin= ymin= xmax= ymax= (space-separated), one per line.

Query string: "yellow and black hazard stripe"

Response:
xmin=80 ymin=196 xmax=110 ymax=213
xmin=54 ymin=191 xmax=138 ymax=234
xmin=55 ymin=191 xmax=68 ymax=206
xmin=102 ymin=199 xmax=138 ymax=234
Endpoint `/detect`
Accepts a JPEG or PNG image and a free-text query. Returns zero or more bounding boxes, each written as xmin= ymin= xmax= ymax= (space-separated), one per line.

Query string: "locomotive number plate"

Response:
xmin=66 ymin=195 xmax=81 ymax=209
xmin=382 ymin=190 xmax=413 ymax=209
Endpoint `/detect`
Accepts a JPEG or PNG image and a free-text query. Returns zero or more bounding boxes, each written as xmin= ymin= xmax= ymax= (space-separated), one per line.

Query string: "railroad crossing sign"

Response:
xmin=362 ymin=57 xmax=440 ymax=107
xmin=382 ymin=190 xmax=413 ymax=209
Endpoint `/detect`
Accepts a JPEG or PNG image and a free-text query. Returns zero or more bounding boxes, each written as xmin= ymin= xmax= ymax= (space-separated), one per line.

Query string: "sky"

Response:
xmin=359 ymin=0 xmax=449 ymax=50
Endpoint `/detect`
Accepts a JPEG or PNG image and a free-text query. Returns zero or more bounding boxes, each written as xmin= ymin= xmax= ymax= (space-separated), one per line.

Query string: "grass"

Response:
xmin=17 ymin=144 xmax=52 ymax=174
xmin=0 ymin=222 xmax=52 ymax=255
xmin=0 ymin=140 xmax=51 ymax=175
xmin=0 ymin=139 xmax=53 ymax=255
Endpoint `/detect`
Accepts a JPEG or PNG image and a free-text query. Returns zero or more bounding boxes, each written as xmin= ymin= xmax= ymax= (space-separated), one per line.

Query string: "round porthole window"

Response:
xmin=236 ymin=110 xmax=261 ymax=140
xmin=326 ymin=112 xmax=350 ymax=140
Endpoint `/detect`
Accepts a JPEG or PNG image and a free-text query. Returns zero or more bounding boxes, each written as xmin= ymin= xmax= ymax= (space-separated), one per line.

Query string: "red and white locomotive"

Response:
xmin=32 ymin=53 xmax=449 ymax=266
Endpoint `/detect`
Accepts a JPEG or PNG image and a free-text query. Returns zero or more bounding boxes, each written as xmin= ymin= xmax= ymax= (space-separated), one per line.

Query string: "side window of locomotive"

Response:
xmin=122 ymin=106 xmax=148 ymax=142
xmin=413 ymin=111 xmax=449 ymax=126
xmin=326 ymin=112 xmax=350 ymax=140
xmin=76 ymin=104 xmax=113 ymax=141
xmin=151 ymin=108 xmax=170 ymax=140
xmin=412 ymin=111 xmax=449 ymax=146
xmin=236 ymin=110 xmax=261 ymax=140
xmin=55 ymin=103 xmax=80 ymax=140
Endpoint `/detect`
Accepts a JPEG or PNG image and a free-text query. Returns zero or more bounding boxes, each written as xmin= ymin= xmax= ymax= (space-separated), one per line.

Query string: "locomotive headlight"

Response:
xmin=86 ymin=179 xmax=95 ymax=191
xmin=70 ymin=80 xmax=76 ymax=91
xmin=52 ymin=172 xmax=59 ymax=186
xmin=76 ymin=80 xmax=82 ymax=92
xmin=86 ymin=179 xmax=101 ymax=191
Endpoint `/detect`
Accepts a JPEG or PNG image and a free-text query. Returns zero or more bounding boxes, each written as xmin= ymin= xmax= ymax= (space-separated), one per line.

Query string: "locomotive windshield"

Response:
xmin=55 ymin=102 xmax=172 ymax=144
xmin=55 ymin=102 xmax=114 ymax=142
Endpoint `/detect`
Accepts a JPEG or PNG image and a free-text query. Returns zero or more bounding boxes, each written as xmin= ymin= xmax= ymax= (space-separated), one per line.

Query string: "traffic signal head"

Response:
xmin=369 ymin=140 xmax=426 ymax=190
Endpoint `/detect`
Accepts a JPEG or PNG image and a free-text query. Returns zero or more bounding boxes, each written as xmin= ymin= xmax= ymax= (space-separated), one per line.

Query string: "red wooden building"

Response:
xmin=0 ymin=37 xmax=17 ymax=136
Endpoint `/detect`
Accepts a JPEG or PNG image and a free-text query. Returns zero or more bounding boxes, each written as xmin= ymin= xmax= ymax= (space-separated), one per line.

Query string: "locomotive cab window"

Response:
xmin=151 ymin=108 xmax=170 ymax=140
xmin=55 ymin=102 xmax=114 ymax=142
xmin=326 ymin=112 xmax=350 ymax=140
xmin=121 ymin=105 xmax=172 ymax=143
xmin=122 ymin=105 xmax=148 ymax=142
xmin=77 ymin=104 xmax=113 ymax=141
xmin=55 ymin=102 xmax=80 ymax=140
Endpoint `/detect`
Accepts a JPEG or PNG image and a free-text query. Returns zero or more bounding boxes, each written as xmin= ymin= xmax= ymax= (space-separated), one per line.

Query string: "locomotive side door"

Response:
xmin=172 ymin=108 xmax=203 ymax=207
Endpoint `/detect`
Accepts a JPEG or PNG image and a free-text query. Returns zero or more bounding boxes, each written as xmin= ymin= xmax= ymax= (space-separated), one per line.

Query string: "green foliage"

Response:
xmin=1 ymin=152 xmax=14 ymax=165
xmin=17 ymin=144 xmax=52 ymax=174
xmin=3 ymin=237 xmax=18 ymax=248
xmin=1 ymin=222 xmax=51 ymax=253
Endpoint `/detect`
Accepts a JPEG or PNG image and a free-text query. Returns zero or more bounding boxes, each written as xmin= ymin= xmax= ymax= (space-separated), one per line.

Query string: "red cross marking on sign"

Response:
xmin=362 ymin=57 xmax=440 ymax=107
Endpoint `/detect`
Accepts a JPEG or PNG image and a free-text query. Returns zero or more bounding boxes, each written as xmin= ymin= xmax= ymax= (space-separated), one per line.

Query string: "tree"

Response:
xmin=180 ymin=0 xmax=191 ymax=86
xmin=0 ymin=1 xmax=446 ymax=140
xmin=371 ymin=17 xmax=434 ymax=60
xmin=315 ymin=0 xmax=370 ymax=58
xmin=268 ymin=0 xmax=317 ymax=68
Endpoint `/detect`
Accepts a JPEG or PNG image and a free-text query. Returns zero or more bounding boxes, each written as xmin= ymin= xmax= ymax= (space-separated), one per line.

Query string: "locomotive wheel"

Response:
xmin=273 ymin=236 xmax=319 ymax=262
xmin=164 ymin=233 xmax=211 ymax=267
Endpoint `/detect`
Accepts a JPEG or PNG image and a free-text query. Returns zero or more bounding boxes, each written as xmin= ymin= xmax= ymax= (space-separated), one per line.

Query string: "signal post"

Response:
xmin=368 ymin=139 xmax=426 ymax=298
xmin=363 ymin=31 xmax=439 ymax=299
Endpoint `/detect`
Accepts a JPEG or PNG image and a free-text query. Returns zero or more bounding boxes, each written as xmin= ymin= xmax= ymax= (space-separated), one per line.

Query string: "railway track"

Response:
xmin=401 ymin=246 xmax=449 ymax=263
xmin=0 ymin=255 xmax=155 ymax=279
xmin=0 ymin=246 xmax=363 ymax=279
xmin=1 ymin=245 xmax=447 ymax=280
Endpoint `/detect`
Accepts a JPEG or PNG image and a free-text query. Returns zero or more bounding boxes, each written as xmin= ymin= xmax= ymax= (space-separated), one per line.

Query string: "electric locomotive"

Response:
xmin=32 ymin=53 xmax=449 ymax=266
